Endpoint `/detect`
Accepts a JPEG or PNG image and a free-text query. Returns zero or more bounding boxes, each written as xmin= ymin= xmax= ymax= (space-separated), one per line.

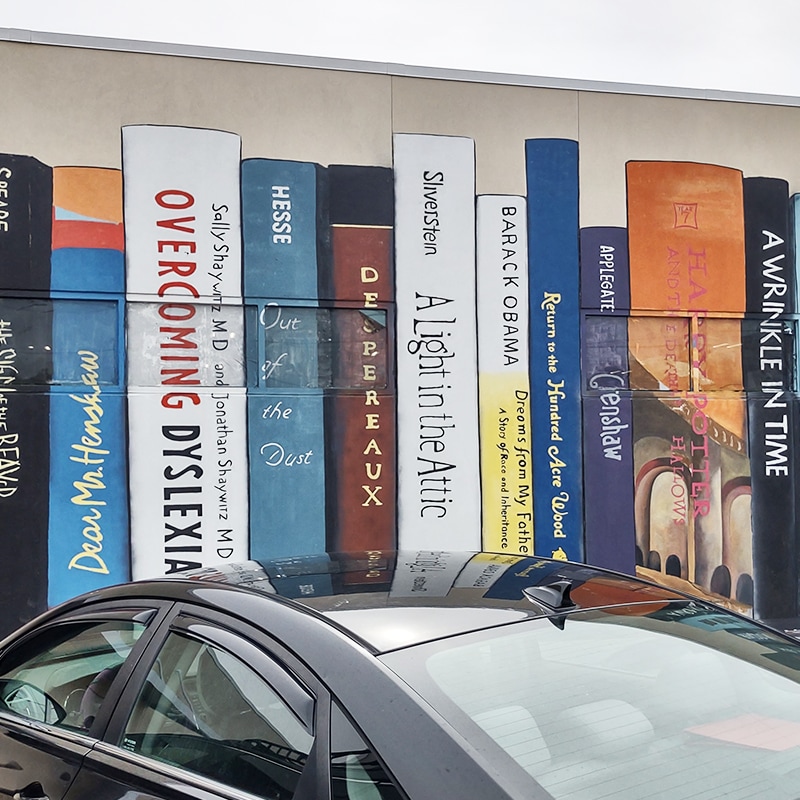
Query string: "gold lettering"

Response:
xmin=363 ymin=438 xmax=383 ymax=456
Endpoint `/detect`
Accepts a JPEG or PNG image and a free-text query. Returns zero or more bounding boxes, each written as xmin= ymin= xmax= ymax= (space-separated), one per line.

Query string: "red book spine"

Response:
xmin=322 ymin=164 xmax=396 ymax=587
xmin=327 ymin=224 xmax=396 ymax=579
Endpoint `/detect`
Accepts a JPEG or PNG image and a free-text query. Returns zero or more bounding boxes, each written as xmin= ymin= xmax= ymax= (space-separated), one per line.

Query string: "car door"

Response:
xmin=0 ymin=603 xmax=164 ymax=800
xmin=62 ymin=607 xmax=323 ymax=800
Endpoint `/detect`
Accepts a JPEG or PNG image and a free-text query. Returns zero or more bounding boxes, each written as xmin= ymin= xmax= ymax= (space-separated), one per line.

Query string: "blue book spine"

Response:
xmin=51 ymin=249 xmax=125 ymax=295
xmin=525 ymin=138 xmax=584 ymax=561
xmin=247 ymin=390 xmax=328 ymax=560
xmin=50 ymin=165 xmax=126 ymax=296
xmin=579 ymin=226 xmax=630 ymax=314
xmin=242 ymin=159 xmax=329 ymax=300
xmin=48 ymin=299 xmax=129 ymax=605
xmin=242 ymin=159 xmax=329 ymax=559
xmin=580 ymin=314 xmax=635 ymax=573
xmin=579 ymin=227 xmax=636 ymax=574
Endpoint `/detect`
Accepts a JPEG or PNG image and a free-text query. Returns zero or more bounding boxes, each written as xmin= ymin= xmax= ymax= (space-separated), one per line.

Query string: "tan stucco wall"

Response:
xmin=3 ymin=38 xmax=800 ymax=220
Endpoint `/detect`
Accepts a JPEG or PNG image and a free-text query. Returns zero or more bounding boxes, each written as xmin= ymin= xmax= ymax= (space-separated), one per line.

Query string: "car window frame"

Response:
xmin=329 ymin=700 xmax=409 ymax=800
xmin=0 ymin=599 xmax=173 ymax=740
xmin=98 ymin=602 xmax=330 ymax=800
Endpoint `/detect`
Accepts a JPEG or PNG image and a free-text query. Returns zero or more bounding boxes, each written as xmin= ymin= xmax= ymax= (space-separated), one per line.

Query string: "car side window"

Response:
xmin=330 ymin=702 xmax=404 ymax=800
xmin=120 ymin=630 xmax=314 ymax=799
xmin=0 ymin=616 xmax=148 ymax=730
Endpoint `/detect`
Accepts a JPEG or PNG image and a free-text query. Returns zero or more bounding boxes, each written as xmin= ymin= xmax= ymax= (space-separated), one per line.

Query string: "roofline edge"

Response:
xmin=4 ymin=26 xmax=800 ymax=108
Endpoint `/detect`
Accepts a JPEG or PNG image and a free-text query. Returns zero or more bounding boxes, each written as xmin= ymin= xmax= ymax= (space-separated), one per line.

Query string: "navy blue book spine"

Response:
xmin=525 ymin=139 xmax=584 ymax=561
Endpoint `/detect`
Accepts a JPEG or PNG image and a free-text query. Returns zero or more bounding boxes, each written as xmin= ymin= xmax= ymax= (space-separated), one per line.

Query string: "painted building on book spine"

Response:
xmin=4 ymin=30 xmax=800 ymax=633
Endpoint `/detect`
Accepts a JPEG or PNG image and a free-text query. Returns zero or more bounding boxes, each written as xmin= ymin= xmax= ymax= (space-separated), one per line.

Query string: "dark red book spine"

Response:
xmin=325 ymin=166 xmax=396 ymax=585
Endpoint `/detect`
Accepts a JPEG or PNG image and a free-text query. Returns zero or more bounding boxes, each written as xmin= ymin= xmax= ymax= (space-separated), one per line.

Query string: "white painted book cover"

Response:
xmin=393 ymin=133 xmax=481 ymax=551
xmin=123 ymin=124 xmax=249 ymax=578
xmin=476 ymin=195 xmax=533 ymax=555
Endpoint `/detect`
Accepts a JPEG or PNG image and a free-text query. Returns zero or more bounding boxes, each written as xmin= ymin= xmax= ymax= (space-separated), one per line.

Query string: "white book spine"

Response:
xmin=393 ymin=133 xmax=481 ymax=550
xmin=123 ymin=125 xmax=248 ymax=578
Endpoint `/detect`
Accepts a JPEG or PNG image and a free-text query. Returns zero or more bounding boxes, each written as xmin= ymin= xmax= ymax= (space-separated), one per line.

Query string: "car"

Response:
xmin=2 ymin=551 xmax=800 ymax=800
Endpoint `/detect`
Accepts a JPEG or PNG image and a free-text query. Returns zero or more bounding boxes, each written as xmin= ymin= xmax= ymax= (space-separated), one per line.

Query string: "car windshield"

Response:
xmin=381 ymin=600 xmax=800 ymax=800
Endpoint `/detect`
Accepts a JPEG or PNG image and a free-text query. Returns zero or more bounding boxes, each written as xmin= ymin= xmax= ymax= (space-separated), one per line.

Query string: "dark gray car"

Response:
xmin=1 ymin=551 xmax=800 ymax=799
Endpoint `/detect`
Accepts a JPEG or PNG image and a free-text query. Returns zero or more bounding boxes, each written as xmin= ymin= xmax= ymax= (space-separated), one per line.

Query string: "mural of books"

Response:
xmin=242 ymin=158 xmax=397 ymax=567
xmin=526 ymin=139 xmax=584 ymax=563
xmin=51 ymin=166 xmax=125 ymax=295
xmin=242 ymin=156 xmax=330 ymax=561
xmin=123 ymin=125 xmax=249 ymax=580
xmin=477 ymin=195 xmax=534 ymax=555
xmin=580 ymin=309 xmax=636 ymax=575
xmin=125 ymin=295 xmax=249 ymax=580
xmin=4 ymin=117 xmax=800 ymax=634
xmin=48 ymin=298 xmax=129 ymax=605
xmin=393 ymin=133 xmax=481 ymax=552
xmin=582 ymin=313 xmax=770 ymax=612
xmin=325 ymin=164 xmax=396 ymax=570
xmin=581 ymin=160 xmax=799 ymax=620
xmin=49 ymin=167 xmax=129 ymax=605
xmin=0 ymin=156 xmax=129 ymax=633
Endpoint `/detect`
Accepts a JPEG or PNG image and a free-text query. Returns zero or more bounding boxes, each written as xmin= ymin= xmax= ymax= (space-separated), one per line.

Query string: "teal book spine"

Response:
xmin=242 ymin=158 xmax=330 ymax=559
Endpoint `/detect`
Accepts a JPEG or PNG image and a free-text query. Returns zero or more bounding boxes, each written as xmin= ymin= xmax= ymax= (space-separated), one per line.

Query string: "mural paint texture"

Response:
xmin=2 ymin=98 xmax=800 ymax=636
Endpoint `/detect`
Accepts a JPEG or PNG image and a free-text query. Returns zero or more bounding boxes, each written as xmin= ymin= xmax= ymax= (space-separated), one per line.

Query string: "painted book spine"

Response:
xmin=242 ymin=158 xmax=330 ymax=301
xmin=393 ymin=133 xmax=481 ymax=550
xmin=325 ymin=164 xmax=396 ymax=574
xmin=476 ymin=195 xmax=534 ymax=555
xmin=126 ymin=384 xmax=248 ymax=579
xmin=581 ymin=316 xmax=636 ymax=573
xmin=50 ymin=166 xmax=125 ymax=295
xmin=242 ymin=158 xmax=329 ymax=560
xmin=625 ymin=161 xmax=746 ymax=315
xmin=745 ymin=394 xmax=797 ymax=618
xmin=0 ymin=155 xmax=52 ymax=626
xmin=525 ymin=138 xmax=583 ymax=561
xmin=123 ymin=125 xmax=249 ymax=579
xmin=48 ymin=166 xmax=129 ymax=604
xmin=123 ymin=125 xmax=243 ymax=302
xmin=579 ymin=226 xmax=635 ymax=573
xmin=48 ymin=303 xmax=129 ymax=604
xmin=627 ymin=161 xmax=750 ymax=607
xmin=579 ymin=226 xmax=630 ymax=314
xmin=792 ymin=194 xmax=800 ymax=316
xmin=744 ymin=177 xmax=792 ymax=315
xmin=0 ymin=300 xmax=52 ymax=634
xmin=0 ymin=154 xmax=52 ymax=294
xmin=742 ymin=176 xmax=797 ymax=619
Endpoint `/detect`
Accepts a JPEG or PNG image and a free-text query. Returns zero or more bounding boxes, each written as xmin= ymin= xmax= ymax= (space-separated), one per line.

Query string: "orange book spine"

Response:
xmin=626 ymin=161 xmax=746 ymax=315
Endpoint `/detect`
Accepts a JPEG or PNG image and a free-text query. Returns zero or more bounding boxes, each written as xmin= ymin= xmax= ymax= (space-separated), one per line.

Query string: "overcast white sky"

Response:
xmin=3 ymin=0 xmax=800 ymax=97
